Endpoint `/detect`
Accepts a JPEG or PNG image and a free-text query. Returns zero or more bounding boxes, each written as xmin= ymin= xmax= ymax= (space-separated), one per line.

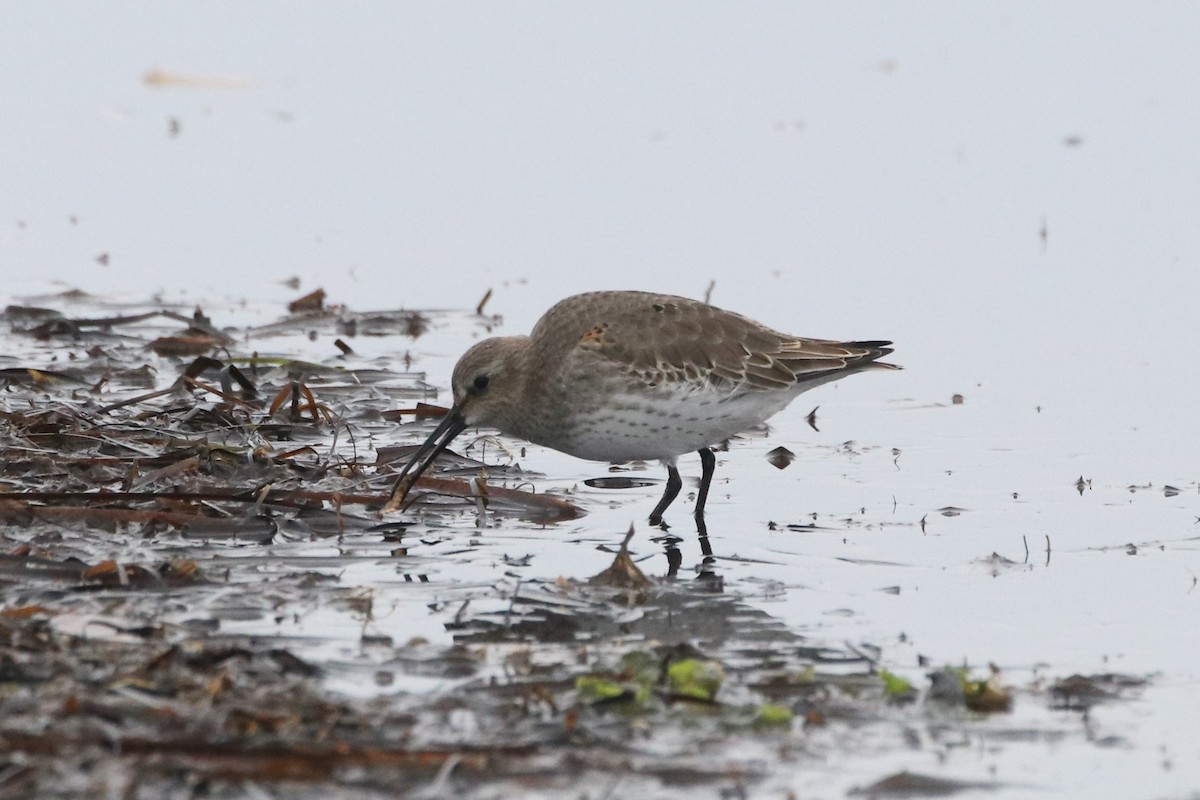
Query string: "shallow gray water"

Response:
xmin=3 ymin=3 xmax=1199 ymax=796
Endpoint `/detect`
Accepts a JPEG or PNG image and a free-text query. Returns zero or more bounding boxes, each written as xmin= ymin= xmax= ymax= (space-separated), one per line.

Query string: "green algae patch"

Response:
xmin=666 ymin=658 xmax=725 ymax=701
xmin=753 ymin=704 xmax=794 ymax=728
xmin=575 ymin=675 xmax=630 ymax=702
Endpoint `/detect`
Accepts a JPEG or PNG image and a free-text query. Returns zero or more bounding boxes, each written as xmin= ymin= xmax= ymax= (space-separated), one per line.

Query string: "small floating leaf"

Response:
xmin=766 ymin=446 xmax=795 ymax=470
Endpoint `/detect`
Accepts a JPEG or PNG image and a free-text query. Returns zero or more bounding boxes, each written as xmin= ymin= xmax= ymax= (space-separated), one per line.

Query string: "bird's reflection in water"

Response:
xmin=652 ymin=533 xmax=722 ymax=590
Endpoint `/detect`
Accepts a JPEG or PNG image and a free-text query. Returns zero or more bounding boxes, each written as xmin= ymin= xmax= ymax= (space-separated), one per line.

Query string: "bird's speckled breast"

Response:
xmin=536 ymin=385 xmax=801 ymax=463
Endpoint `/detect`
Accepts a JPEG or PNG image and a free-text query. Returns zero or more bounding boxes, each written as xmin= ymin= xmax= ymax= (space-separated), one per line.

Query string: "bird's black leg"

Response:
xmin=649 ymin=462 xmax=683 ymax=528
xmin=693 ymin=447 xmax=716 ymax=536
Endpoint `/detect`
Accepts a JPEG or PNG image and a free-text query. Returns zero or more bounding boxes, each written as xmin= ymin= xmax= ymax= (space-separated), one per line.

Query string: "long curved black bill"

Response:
xmin=383 ymin=405 xmax=468 ymax=513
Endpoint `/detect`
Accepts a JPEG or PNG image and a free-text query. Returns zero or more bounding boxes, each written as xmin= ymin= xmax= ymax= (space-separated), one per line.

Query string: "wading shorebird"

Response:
xmin=387 ymin=291 xmax=897 ymax=533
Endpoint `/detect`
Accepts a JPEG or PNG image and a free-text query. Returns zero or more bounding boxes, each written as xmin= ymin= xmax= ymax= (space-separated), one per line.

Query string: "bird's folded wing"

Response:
xmin=568 ymin=296 xmax=890 ymax=392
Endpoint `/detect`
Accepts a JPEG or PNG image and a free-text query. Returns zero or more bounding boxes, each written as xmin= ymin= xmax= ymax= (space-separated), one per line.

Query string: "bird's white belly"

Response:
xmin=550 ymin=388 xmax=799 ymax=463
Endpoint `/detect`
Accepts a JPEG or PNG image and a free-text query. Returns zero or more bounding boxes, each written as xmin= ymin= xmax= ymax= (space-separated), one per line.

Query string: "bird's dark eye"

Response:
xmin=472 ymin=374 xmax=490 ymax=391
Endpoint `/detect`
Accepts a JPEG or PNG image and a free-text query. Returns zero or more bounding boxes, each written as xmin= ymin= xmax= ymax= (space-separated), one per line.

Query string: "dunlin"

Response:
xmin=388 ymin=291 xmax=897 ymax=532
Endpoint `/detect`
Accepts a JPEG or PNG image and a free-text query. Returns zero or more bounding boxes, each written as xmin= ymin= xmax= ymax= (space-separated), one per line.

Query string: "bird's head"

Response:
xmin=384 ymin=336 xmax=527 ymax=512
xmin=449 ymin=336 xmax=526 ymax=429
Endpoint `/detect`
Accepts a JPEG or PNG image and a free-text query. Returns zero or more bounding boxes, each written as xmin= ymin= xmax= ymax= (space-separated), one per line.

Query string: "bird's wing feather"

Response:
xmin=540 ymin=292 xmax=892 ymax=393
